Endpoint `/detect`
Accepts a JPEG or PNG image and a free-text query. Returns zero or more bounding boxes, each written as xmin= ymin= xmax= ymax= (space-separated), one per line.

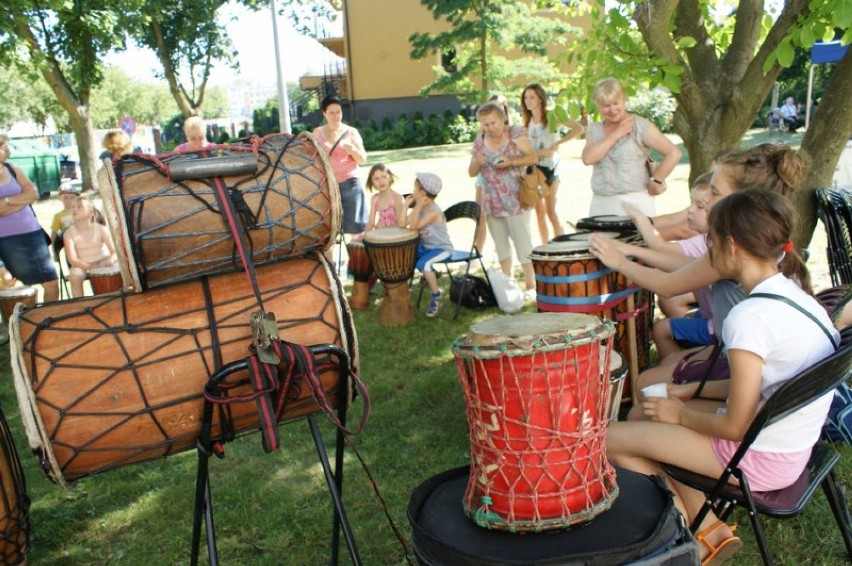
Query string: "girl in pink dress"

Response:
xmin=364 ymin=164 xmax=406 ymax=232
xmin=63 ymin=199 xmax=117 ymax=298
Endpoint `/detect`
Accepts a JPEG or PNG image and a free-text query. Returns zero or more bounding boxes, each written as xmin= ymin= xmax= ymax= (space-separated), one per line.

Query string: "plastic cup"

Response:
xmin=641 ymin=383 xmax=668 ymax=399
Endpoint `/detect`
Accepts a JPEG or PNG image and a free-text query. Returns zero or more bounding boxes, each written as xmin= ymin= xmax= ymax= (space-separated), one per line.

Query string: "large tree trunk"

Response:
xmin=152 ymin=20 xmax=196 ymax=118
xmin=795 ymin=49 xmax=852 ymax=248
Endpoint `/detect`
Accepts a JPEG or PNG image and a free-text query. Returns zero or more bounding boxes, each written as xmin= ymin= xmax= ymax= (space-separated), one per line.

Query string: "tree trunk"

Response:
xmin=795 ymin=49 xmax=852 ymax=248
xmin=152 ymin=20 xmax=195 ymax=118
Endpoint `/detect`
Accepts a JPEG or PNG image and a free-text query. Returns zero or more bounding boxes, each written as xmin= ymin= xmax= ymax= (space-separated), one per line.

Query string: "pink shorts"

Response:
xmin=710 ymin=437 xmax=812 ymax=492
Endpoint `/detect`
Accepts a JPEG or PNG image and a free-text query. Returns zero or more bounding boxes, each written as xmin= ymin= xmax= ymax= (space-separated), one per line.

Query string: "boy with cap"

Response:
xmin=405 ymin=172 xmax=453 ymax=318
xmin=50 ymin=181 xmax=80 ymax=244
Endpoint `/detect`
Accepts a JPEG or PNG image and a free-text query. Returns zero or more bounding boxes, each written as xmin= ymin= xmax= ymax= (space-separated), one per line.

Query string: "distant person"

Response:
xmin=779 ymin=97 xmax=804 ymax=133
xmin=63 ymin=198 xmax=117 ymax=298
xmin=364 ymin=164 xmax=405 ymax=231
xmin=176 ymin=116 xmax=214 ymax=152
xmin=50 ymin=181 xmax=80 ymax=244
xmin=0 ymin=133 xmax=59 ymax=302
xmin=581 ymin=77 xmax=681 ymax=217
xmin=99 ymin=130 xmax=133 ymax=162
xmin=521 ymin=82 xmax=584 ymax=243
xmin=313 ymin=95 xmax=368 ymax=237
xmin=468 ymin=101 xmax=539 ymax=299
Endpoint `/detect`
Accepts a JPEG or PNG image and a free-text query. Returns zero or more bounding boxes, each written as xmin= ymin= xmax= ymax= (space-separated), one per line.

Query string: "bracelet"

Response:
xmin=647 ymin=216 xmax=655 ymax=226
xmin=651 ymin=177 xmax=664 ymax=185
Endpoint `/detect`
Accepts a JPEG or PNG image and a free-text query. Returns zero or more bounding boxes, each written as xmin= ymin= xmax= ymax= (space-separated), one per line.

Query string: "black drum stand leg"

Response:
xmin=191 ymin=443 xmax=219 ymax=566
xmin=308 ymin=415 xmax=362 ymax=566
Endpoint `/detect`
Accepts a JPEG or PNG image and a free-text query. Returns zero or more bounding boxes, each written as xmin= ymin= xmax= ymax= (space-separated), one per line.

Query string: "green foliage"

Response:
xmin=0 ymin=64 xmax=62 ymax=131
xmin=410 ymin=0 xmax=581 ymax=103
xmin=89 ymin=65 xmax=180 ymax=128
xmin=626 ymin=89 xmax=677 ymax=133
xmin=355 ymin=111 xmax=478 ymax=151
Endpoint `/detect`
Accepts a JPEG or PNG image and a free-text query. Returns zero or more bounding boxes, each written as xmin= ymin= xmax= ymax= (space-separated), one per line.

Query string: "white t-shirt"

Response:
xmin=722 ymin=273 xmax=839 ymax=452
xmin=779 ymin=103 xmax=798 ymax=119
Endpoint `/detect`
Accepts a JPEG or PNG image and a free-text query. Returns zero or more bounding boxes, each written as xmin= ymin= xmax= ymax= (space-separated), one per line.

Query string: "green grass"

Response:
xmin=4 ymin=132 xmax=844 ymax=564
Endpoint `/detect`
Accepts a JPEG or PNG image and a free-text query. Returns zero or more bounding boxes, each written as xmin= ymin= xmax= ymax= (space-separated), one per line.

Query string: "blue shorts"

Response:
xmin=0 ymin=229 xmax=57 ymax=285
xmin=339 ymin=177 xmax=368 ymax=234
xmin=416 ymin=246 xmax=450 ymax=272
xmin=670 ymin=312 xmax=714 ymax=347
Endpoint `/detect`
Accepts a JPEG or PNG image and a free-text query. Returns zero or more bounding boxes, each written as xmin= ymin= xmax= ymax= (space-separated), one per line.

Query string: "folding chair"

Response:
xmin=416 ymin=200 xmax=491 ymax=320
xmin=767 ymin=108 xmax=783 ymax=134
xmin=51 ymin=229 xmax=71 ymax=299
xmin=662 ymin=344 xmax=852 ymax=565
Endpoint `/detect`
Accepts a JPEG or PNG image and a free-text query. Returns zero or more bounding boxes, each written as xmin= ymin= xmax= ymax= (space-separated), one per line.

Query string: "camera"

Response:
xmin=491 ymin=157 xmax=504 ymax=165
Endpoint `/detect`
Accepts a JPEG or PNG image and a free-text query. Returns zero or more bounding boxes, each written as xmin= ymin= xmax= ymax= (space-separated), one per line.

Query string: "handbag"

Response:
xmin=450 ymin=275 xmax=497 ymax=310
xmin=519 ymin=165 xmax=549 ymax=208
xmin=631 ymin=121 xmax=665 ymax=196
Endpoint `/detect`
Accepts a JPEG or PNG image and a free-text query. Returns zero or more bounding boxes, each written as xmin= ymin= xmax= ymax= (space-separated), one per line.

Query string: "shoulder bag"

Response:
xmin=519 ymin=165 xmax=550 ymax=208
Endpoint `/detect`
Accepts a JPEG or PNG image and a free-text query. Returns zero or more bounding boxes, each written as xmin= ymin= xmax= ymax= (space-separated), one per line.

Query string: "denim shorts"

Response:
xmin=0 ymin=229 xmax=58 ymax=285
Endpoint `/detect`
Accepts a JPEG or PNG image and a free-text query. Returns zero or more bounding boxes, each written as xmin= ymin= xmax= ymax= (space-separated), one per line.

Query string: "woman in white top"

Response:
xmin=606 ymin=188 xmax=839 ymax=566
xmin=581 ymin=78 xmax=681 ymax=217
xmin=521 ymin=83 xmax=584 ymax=244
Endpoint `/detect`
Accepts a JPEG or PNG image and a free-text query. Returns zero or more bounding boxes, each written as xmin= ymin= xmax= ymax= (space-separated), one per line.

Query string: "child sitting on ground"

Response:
xmin=405 ymin=172 xmax=453 ymax=318
xmin=63 ymin=198 xmax=118 ymax=298
xmin=50 ymin=181 xmax=80 ymax=244
xmin=365 ymin=163 xmax=406 ymax=231
xmin=624 ymin=173 xmax=715 ymax=358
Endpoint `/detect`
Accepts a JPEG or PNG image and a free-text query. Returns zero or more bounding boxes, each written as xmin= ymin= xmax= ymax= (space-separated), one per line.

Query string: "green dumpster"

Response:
xmin=7 ymin=139 xmax=62 ymax=198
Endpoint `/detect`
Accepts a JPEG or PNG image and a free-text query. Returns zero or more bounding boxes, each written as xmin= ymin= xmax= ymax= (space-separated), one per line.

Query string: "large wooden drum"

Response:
xmin=453 ymin=313 xmax=618 ymax=532
xmin=99 ymin=133 xmax=341 ymax=291
xmin=10 ymin=254 xmax=358 ymax=487
xmin=0 ymin=406 xmax=30 ymax=565
xmin=363 ymin=227 xmax=419 ymax=327
xmin=0 ymin=287 xmax=36 ymax=325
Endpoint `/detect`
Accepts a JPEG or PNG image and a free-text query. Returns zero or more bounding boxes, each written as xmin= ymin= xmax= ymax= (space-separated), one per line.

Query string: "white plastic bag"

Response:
xmin=486 ymin=268 xmax=523 ymax=313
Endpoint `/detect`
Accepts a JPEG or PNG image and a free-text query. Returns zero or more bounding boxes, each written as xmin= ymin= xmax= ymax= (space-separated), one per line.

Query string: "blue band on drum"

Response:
xmin=537 ymin=287 xmax=637 ymax=306
xmin=534 ymin=267 xmax=612 ymax=284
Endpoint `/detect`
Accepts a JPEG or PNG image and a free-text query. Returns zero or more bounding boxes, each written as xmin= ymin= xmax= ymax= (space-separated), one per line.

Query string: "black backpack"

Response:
xmin=449 ymin=275 xmax=497 ymax=310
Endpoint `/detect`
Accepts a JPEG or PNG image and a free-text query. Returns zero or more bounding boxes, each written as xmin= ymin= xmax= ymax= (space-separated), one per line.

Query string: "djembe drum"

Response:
xmin=88 ymin=266 xmax=123 ymax=295
xmin=0 ymin=406 xmax=30 ymax=565
xmin=576 ymin=214 xmax=637 ymax=234
xmin=346 ymin=240 xmax=372 ymax=310
xmin=363 ymin=227 xmax=419 ymax=327
xmin=99 ymin=132 xmax=340 ymax=292
xmin=452 ymin=312 xmax=618 ymax=531
xmin=0 ymin=287 xmax=36 ymax=325
xmin=9 ymin=254 xmax=359 ymax=487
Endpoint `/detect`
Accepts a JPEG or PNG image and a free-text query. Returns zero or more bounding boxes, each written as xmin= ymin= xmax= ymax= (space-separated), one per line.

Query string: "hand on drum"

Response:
xmin=588 ymin=233 xmax=629 ymax=271
xmin=642 ymin=396 xmax=684 ymax=424
xmin=621 ymin=203 xmax=645 ymax=223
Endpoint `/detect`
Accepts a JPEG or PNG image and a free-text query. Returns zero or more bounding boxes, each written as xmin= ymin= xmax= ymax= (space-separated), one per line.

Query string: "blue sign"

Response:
xmin=120 ymin=115 xmax=137 ymax=136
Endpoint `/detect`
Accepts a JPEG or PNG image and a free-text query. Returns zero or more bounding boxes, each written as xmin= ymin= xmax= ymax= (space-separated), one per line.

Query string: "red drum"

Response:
xmin=346 ymin=240 xmax=372 ymax=310
xmin=453 ymin=313 xmax=618 ymax=532
xmin=9 ymin=254 xmax=358 ymax=487
xmin=363 ymin=227 xmax=419 ymax=327
xmin=0 ymin=406 xmax=30 ymax=564
xmin=0 ymin=287 xmax=36 ymax=325
xmin=88 ymin=266 xmax=123 ymax=295
xmin=99 ymin=133 xmax=341 ymax=291
xmin=575 ymin=215 xmax=637 ymax=234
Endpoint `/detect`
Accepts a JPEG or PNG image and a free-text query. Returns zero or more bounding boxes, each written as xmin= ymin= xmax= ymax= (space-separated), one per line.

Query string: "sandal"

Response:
xmin=696 ymin=521 xmax=742 ymax=566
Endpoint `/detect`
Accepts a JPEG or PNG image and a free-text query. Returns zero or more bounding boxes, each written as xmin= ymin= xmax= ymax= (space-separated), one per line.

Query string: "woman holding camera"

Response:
xmin=468 ymin=101 xmax=539 ymax=298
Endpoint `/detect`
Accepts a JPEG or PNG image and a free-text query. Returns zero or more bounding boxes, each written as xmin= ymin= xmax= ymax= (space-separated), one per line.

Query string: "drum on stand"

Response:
xmin=346 ymin=240 xmax=372 ymax=311
xmin=88 ymin=266 xmax=123 ymax=295
xmin=0 ymin=406 xmax=30 ymax=565
xmin=363 ymin=227 xmax=419 ymax=327
xmin=99 ymin=132 xmax=341 ymax=292
xmin=0 ymin=287 xmax=37 ymax=325
xmin=9 ymin=253 xmax=359 ymax=487
xmin=452 ymin=312 xmax=618 ymax=532
xmin=575 ymin=214 xmax=637 ymax=234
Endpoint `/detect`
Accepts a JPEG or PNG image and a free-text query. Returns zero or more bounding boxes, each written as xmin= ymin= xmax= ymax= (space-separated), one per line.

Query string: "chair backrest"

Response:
xmin=443 ymin=200 xmax=481 ymax=252
xmin=737 ymin=344 xmax=852 ymax=454
xmin=52 ymin=228 xmax=65 ymax=260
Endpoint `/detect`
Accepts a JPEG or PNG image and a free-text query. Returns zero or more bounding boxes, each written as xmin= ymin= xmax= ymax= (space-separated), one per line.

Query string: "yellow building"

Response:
xmin=299 ymin=0 xmax=591 ymax=123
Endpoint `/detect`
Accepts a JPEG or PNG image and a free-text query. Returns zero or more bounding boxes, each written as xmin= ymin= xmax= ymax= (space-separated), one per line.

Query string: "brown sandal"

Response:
xmin=696 ymin=521 xmax=742 ymax=566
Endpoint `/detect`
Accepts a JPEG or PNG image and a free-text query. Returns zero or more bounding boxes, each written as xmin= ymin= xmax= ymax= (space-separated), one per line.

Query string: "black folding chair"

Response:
xmin=51 ymin=229 xmax=71 ymax=299
xmin=416 ymin=200 xmax=491 ymax=320
xmin=663 ymin=344 xmax=852 ymax=565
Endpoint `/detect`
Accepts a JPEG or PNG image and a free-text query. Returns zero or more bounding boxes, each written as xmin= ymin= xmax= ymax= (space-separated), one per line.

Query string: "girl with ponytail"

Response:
xmin=606 ymin=188 xmax=839 ymax=566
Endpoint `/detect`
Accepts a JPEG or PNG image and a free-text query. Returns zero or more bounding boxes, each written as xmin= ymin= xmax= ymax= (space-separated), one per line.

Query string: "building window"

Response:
xmin=441 ymin=48 xmax=458 ymax=74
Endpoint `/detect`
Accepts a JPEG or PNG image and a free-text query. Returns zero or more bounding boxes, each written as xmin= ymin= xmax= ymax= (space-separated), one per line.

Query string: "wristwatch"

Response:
xmin=651 ymin=177 xmax=664 ymax=185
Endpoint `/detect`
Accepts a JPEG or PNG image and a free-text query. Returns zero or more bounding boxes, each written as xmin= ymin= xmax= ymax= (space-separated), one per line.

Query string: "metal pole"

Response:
xmin=270 ymin=0 xmax=293 ymax=134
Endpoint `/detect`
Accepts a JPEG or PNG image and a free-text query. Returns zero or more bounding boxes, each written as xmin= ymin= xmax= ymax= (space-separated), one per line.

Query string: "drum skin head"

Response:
xmin=363 ymin=227 xmax=418 ymax=244
xmin=458 ymin=312 xmax=611 ymax=350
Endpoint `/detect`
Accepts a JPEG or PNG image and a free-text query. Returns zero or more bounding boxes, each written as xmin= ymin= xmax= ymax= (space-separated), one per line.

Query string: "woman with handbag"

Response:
xmin=581 ymin=78 xmax=681 ymax=217
xmin=521 ymin=83 xmax=584 ymax=244
xmin=468 ymin=101 xmax=539 ymax=300
xmin=0 ymin=134 xmax=59 ymax=302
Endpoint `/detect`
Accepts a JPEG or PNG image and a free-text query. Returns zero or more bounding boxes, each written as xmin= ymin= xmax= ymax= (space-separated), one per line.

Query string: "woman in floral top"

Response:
xmin=468 ymin=101 xmax=539 ymax=298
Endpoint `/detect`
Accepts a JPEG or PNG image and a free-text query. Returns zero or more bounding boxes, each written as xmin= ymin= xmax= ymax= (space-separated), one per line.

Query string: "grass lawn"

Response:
xmin=4 ymin=130 xmax=847 ymax=564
